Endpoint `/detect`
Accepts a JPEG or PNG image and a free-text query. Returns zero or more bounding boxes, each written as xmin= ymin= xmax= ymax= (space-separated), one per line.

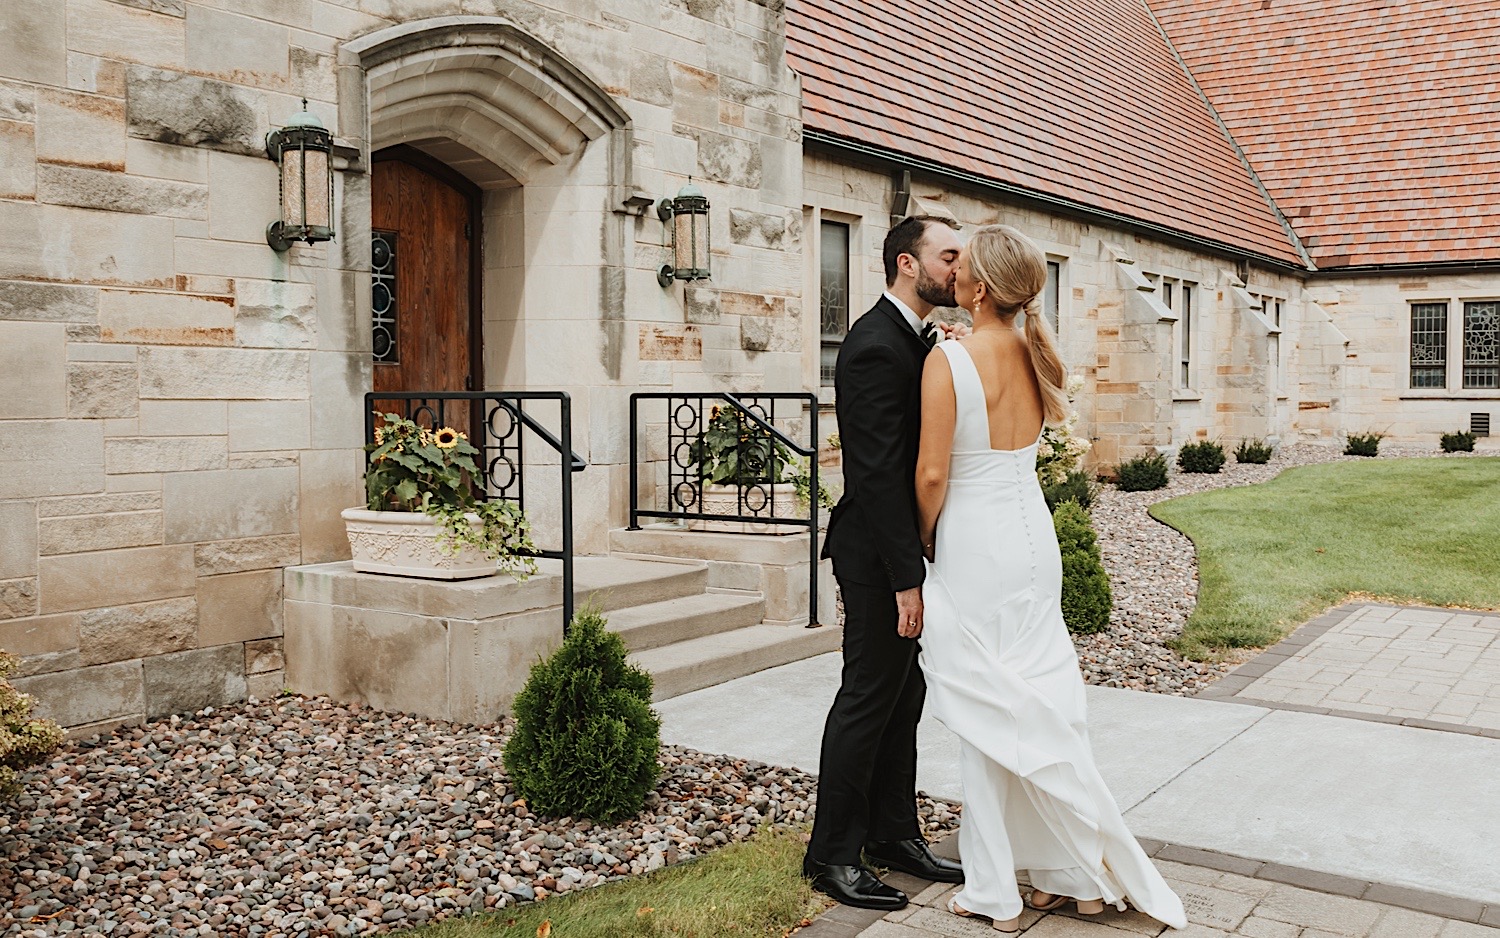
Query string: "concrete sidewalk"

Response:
xmin=657 ymin=652 xmax=1500 ymax=910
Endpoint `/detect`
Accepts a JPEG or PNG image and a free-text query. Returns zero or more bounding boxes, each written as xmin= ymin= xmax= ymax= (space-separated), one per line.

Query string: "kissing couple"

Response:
xmin=805 ymin=216 xmax=1188 ymax=932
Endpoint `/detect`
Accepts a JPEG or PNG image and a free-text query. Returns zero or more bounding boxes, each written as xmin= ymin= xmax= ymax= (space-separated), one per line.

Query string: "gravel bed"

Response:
xmin=1080 ymin=442 xmax=1489 ymax=695
xmin=0 ymin=698 xmax=959 ymax=938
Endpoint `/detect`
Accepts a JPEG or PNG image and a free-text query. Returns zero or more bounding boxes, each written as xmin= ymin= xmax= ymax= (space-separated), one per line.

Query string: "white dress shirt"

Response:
xmin=882 ymin=291 xmax=926 ymax=338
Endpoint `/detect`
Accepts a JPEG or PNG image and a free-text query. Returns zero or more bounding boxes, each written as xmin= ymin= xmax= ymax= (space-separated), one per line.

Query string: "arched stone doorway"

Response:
xmin=342 ymin=16 xmax=634 ymax=393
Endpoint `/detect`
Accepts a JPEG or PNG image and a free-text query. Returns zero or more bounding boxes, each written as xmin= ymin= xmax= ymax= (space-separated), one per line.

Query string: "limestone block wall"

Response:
xmin=800 ymin=153 xmax=1332 ymax=468
xmin=0 ymin=0 xmax=805 ymax=731
xmin=1308 ymin=273 xmax=1500 ymax=444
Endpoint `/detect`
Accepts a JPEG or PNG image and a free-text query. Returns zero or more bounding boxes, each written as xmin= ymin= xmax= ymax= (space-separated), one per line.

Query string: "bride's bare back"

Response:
xmin=957 ymin=327 xmax=1045 ymax=451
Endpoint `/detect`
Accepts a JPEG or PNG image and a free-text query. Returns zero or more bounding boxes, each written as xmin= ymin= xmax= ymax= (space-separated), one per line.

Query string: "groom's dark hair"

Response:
xmin=883 ymin=215 xmax=960 ymax=286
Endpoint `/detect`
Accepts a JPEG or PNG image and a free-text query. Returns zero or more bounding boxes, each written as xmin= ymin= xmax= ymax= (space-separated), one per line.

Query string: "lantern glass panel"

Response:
xmin=691 ymin=211 xmax=709 ymax=275
xmin=674 ymin=212 xmax=695 ymax=271
xmin=282 ymin=152 xmax=305 ymax=228
xmin=301 ymin=147 xmax=331 ymax=230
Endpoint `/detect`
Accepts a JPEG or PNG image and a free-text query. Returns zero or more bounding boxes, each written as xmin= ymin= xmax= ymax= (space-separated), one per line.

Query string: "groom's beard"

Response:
xmin=916 ymin=269 xmax=956 ymax=308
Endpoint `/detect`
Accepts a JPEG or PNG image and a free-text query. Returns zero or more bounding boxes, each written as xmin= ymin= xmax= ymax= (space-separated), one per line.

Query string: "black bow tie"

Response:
xmin=920 ymin=322 xmax=938 ymax=346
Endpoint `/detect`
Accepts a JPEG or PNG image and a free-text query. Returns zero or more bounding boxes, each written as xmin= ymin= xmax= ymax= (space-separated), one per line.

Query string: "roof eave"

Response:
xmin=803 ymin=130 xmax=1311 ymax=273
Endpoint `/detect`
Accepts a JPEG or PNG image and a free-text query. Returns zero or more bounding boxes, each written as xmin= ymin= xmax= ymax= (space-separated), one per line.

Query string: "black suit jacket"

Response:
xmin=822 ymin=296 xmax=932 ymax=591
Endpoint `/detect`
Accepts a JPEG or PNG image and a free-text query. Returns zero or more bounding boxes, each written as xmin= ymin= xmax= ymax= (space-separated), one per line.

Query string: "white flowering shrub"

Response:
xmin=1036 ymin=375 xmax=1092 ymax=487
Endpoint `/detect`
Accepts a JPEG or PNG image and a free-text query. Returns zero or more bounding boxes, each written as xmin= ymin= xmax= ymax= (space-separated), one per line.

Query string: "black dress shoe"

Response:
xmin=802 ymin=854 xmax=909 ymax=911
xmin=864 ymin=838 xmax=965 ymax=883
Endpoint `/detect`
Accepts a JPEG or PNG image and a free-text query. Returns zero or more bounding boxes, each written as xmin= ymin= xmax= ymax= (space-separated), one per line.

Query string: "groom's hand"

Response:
xmin=895 ymin=587 xmax=923 ymax=639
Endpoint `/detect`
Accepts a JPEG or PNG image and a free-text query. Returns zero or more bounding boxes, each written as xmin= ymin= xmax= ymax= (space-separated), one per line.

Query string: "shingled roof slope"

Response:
xmin=786 ymin=0 xmax=1305 ymax=266
xmin=1150 ymin=0 xmax=1500 ymax=267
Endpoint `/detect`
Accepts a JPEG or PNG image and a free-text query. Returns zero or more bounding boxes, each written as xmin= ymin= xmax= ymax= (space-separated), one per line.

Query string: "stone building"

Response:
xmin=1 ymin=0 xmax=1495 ymax=732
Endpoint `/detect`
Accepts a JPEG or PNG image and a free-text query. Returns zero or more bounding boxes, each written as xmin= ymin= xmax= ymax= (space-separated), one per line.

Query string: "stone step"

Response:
xmin=558 ymin=556 xmax=709 ymax=614
xmin=631 ymin=623 xmax=845 ymax=702
xmin=605 ymin=591 xmax=766 ymax=653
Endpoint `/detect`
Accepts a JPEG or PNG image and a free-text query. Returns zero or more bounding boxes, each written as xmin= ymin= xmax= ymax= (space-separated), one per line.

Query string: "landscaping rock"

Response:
xmin=0 ymin=697 xmax=960 ymax=936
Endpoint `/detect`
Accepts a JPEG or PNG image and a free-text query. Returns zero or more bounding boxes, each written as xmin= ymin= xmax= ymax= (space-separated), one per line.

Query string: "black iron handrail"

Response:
xmin=364 ymin=391 xmax=585 ymax=633
xmin=628 ymin=392 xmax=823 ymax=627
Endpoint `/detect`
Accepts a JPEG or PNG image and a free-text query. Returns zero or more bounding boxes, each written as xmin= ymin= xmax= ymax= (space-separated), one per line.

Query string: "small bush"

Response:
xmin=1053 ymin=502 xmax=1112 ymax=635
xmin=1043 ymin=470 xmax=1098 ymax=513
xmin=1344 ymin=432 xmax=1384 ymax=457
xmin=1235 ymin=439 xmax=1274 ymax=464
xmin=0 ymin=652 xmax=65 ymax=800
xmin=1441 ymin=430 xmax=1477 ymax=453
xmin=1115 ymin=452 xmax=1169 ymax=491
xmin=503 ymin=607 xmax=661 ymax=823
xmin=1177 ymin=440 xmax=1227 ymax=474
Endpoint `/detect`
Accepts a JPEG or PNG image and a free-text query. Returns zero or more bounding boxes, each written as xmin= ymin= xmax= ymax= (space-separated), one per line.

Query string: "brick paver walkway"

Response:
xmin=822 ymin=859 xmax=1499 ymax=937
xmin=1229 ymin=605 xmax=1500 ymax=731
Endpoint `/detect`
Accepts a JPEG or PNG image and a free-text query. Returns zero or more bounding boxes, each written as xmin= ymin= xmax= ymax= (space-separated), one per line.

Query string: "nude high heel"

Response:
xmin=948 ymin=896 xmax=1020 ymax=933
xmin=1027 ymin=890 xmax=1105 ymax=915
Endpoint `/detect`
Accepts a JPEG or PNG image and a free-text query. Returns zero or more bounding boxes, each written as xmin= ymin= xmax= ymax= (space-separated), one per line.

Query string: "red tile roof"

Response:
xmin=787 ymin=0 xmax=1306 ymax=266
xmin=1148 ymin=0 xmax=1500 ymax=267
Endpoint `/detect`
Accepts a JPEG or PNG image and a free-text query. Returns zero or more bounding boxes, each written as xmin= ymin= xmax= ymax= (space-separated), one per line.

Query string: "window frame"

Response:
xmin=1409 ymin=300 xmax=1450 ymax=390
xmin=1462 ymin=299 xmax=1499 ymax=391
xmin=817 ymin=217 xmax=853 ymax=388
xmin=1148 ymin=273 xmax=1199 ymax=393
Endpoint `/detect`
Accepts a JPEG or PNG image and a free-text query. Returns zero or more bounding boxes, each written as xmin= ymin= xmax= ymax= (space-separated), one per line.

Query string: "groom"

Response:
xmin=805 ymin=215 xmax=966 ymax=911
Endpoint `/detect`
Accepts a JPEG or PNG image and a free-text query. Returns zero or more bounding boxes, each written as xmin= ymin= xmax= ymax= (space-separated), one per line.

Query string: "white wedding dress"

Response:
xmin=918 ymin=341 xmax=1186 ymax=929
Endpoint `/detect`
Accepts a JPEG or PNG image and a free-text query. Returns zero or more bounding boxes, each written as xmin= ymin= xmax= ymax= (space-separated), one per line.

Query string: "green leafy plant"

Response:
xmin=1344 ymin=432 xmax=1384 ymax=457
xmin=1036 ymin=375 xmax=1092 ymax=486
xmin=365 ymin=412 xmax=536 ymax=577
xmin=1177 ymin=440 xmax=1227 ymax=474
xmin=1235 ymin=439 xmax=1274 ymax=464
xmin=503 ymin=607 xmax=661 ymax=823
xmin=1440 ymin=430 xmax=1477 ymax=453
xmin=1043 ymin=469 xmax=1098 ymax=513
xmin=0 ymin=652 xmax=65 ymax=800
xmin=786 ymin=456 xmax=838 ymax=512
xmin=687 ymin=405 xmax=795 ymax=487
xmin=1053 ymin=503 xmax=1112 ymax=635
xmin=1115 ymin=452 xmax=1169 ymax=491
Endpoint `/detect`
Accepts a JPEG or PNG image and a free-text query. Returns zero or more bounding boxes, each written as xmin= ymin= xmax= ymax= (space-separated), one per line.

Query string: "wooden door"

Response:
xmin=371 ymin=149 xmax=481 ymax=433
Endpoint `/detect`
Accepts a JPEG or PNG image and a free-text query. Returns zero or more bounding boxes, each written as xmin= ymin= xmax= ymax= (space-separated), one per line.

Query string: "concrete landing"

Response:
xmin=657 ymin=652 xmax=1500 ymax=906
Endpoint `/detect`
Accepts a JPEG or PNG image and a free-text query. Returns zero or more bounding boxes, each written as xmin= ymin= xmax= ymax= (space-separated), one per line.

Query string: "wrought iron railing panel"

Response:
xmin=365 ymin=391 xmax=585 ymax=633
xmin=629 ymin=392 xmax=824 ymax=627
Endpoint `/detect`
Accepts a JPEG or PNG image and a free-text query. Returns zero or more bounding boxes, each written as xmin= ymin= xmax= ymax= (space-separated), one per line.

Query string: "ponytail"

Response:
xmin=1021 ymin=296 xmax=1069 ymax=426
xmin=965 ymin=225 xmax=1070 ymax=425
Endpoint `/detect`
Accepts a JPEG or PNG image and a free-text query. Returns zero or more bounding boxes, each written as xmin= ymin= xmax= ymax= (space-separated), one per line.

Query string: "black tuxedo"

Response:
xmin=810 ymin=295 xmax=933 ymax=865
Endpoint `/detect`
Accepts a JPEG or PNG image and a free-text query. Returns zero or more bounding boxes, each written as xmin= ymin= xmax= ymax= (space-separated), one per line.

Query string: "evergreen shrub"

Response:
xmin=0 ymin=652 xmax=64 ymax=800
xmin=502 ymin=607 xmax=661 ymax=823
xmin=1115 ymin=452 xmax=1169 ymax=491
xmin=1440 ymin=431 xmax=1477 ymax=453
xmin=1177 ymin=440 xmax=1227 ymax=474
xmin=1053 ymin=502 xmax=1112 ymax=635
xmin=1344 ymin=432 xmax=1384 ymax=457
xmin=1043 ymin=470 xmax=1098 ymax=513
xmin=1235 ymin=439 xmax=1274 ymax=464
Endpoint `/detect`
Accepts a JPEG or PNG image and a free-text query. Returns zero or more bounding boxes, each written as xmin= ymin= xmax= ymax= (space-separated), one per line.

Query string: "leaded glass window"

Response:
xmin=1180 ymin=285 xmax=1194 ymax=388
xmin=1409 ymin=301 xmax=1448 ymax=389
xmin=1463 ymin=301 xmax=1499 ymax=390
xmin=819 ymin=221 xmax=850 ymax=386
xmin=1044 ymin=260 xmax=1061 ymax=333
xmin=372 ymin=230 xmax=398 ymax=364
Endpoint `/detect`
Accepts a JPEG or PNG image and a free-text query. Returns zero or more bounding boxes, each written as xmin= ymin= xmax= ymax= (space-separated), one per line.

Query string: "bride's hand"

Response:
xmin=937 ymin=321 xmax=972 ymax=340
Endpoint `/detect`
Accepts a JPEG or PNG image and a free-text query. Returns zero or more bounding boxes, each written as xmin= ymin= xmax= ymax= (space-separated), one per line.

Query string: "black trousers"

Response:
xmin=808 ymin=577 xmax=926 ymax=865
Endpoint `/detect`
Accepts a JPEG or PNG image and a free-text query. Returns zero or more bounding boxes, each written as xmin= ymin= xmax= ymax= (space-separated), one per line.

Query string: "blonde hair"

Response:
xmin=965 ymin=225 xmax=1069 ymax=425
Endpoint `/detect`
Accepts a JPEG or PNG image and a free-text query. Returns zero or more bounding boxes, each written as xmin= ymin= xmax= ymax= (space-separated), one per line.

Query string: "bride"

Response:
xmin=913 ymin=225 xmax=1187 ymax=932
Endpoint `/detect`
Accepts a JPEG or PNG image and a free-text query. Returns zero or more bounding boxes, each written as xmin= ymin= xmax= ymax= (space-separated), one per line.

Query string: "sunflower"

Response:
xmin=434 ymin=427 xmax=463 ymax=449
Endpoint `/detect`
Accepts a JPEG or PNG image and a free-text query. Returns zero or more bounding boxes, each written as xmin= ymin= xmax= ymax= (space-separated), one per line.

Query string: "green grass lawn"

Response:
xmin=1150 ymin=458 xmax=1500 ymax=659
xmin=395 ymin=827 xmax=826 ymax=938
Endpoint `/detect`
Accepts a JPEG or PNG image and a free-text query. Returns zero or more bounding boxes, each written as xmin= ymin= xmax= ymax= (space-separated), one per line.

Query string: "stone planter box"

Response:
xmin=692 ymin=483 xmax=801 ymax=535
xmin=342 ymin=507 xmax=496 ymax=580
xmin=284 ymin=560 xmax=565 ymax=722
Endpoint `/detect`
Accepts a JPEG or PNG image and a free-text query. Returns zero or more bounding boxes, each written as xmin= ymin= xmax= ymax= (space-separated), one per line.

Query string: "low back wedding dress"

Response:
xmin=918 ymin=339 xmax=1187 ymax=929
